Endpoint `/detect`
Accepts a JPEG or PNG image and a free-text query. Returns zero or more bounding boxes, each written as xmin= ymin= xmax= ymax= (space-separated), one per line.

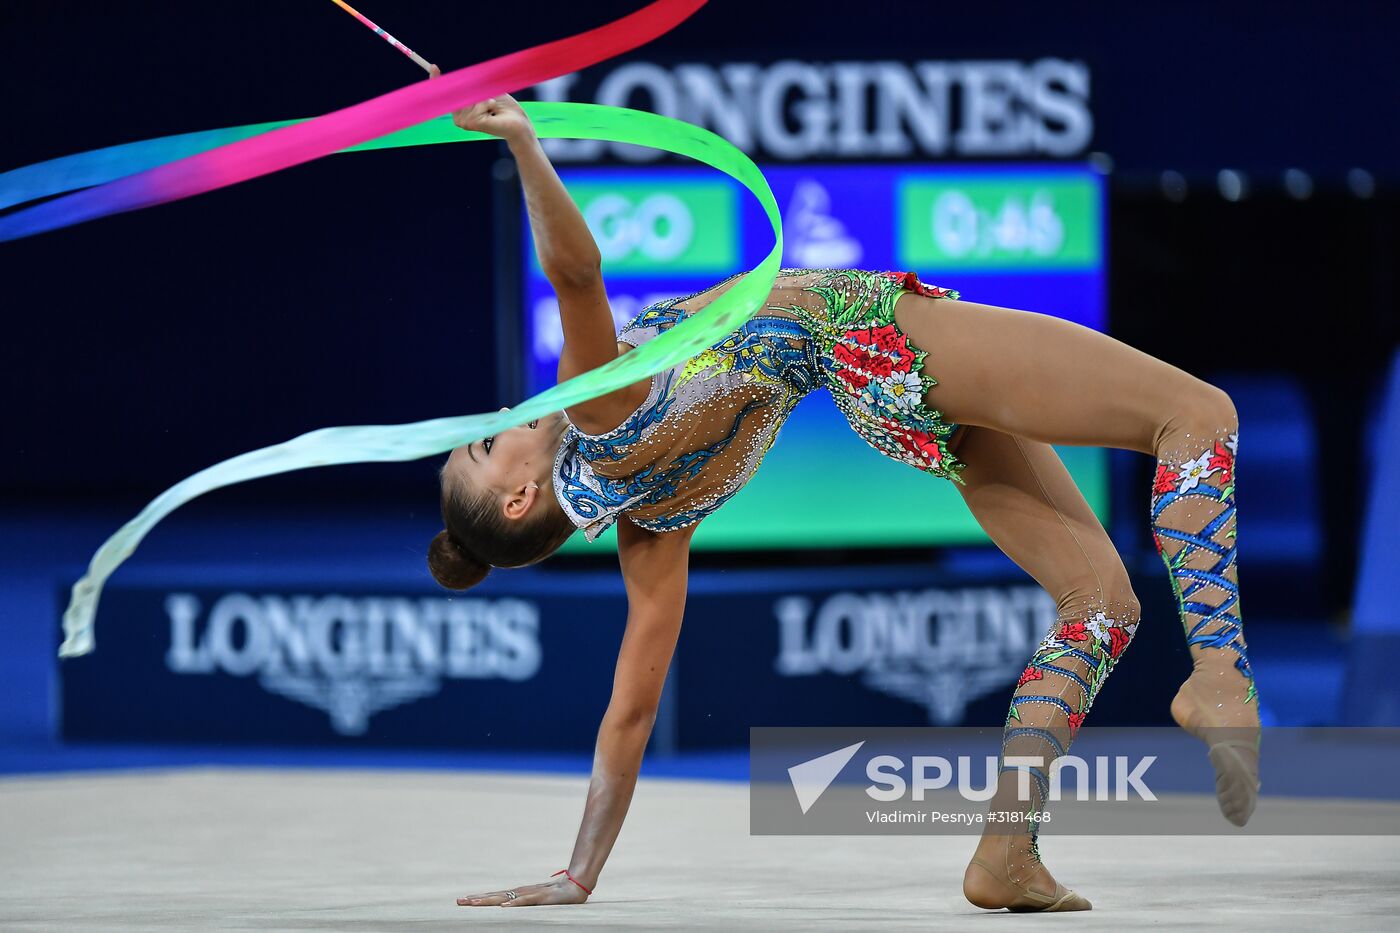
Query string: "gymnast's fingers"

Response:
xmin=427 ymin=63 xmax=441 ymax=79
xmin=500 ymin=889 xmax=549 ymax=907
xmin=456 ymin=889 xmax=511 ymax=906
xmin=451 ymin=100 xmax=485 ymax=130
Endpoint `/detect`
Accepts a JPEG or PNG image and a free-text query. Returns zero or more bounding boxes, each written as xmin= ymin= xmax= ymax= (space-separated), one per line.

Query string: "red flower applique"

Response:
xmin=871 ymin=324 xmax=901 ymax=352
xmin=836 ymin=322 xmax=919 ymax=390
xmin=832 ymin=343 xmax=862 ymax=368
xmin=1206 ymin=440 xmax=1234 ymax=485
xmin=836 ymin=334 xmax=897 ymax=380
xmin=881 ymin=271 xmax=919 ymax=291
xmin=1107 ymin=626 xmax=1132 ymax=658
xmin=1068 ymin=712 xmax=1086 ymax=732
xmin=836 ymin=367 xmax=869 ymax=390
xmin=885 ymin=422 xmax=944 ymax=466
xmin=1153 ymin=464 xmax=1181 ymax=495
xmin=1017 ymin=666 xmax=1044 ymax=688
xmin=1058 ymin=621 xmax=1089 ymax=642
xmin=882 ymin=269 xmax=951 ymax=299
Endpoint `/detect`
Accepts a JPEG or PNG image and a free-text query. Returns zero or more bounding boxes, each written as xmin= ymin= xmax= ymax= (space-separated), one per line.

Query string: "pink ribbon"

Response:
xmin=0 ymin=0 xmax=706 ymax=242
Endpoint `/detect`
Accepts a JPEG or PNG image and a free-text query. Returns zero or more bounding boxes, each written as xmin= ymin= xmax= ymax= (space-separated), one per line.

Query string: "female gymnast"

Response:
xmin=433 ymin=87 xmax=1260 ymax=913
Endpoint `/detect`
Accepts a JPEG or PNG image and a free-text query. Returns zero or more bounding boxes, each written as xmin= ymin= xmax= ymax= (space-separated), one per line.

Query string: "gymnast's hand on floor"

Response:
xmin=428 ymin=64 xmax=535 ymax=145
xmin=456 ymin=874 xmax=589 ymax=908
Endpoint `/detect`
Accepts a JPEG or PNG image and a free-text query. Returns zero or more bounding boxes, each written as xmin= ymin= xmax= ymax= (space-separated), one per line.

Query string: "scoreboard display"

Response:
xmin=520 ymin=164 xmax=1107 ymax=552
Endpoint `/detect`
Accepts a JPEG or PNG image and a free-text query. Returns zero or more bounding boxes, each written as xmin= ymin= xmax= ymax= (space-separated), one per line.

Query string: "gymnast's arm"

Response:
xmin=564 ymin=519 xmax=692 ymax=891
xmin=502 ymin=115 xmax=615 ymax=376
xmin=439 ymin=73 xmax=644 ymax=433
xmin=456 ymin=518 xmax=693 ymax=908
xmin=509 ymin=128 xmax=650 ymax=431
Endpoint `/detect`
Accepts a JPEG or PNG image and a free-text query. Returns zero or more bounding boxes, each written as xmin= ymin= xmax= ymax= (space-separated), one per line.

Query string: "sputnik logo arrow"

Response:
xmin=787 ymin=741 xmax=865 ymax=814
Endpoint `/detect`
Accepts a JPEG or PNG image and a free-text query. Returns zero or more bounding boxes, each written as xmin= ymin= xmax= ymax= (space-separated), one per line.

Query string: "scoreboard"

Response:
xmin=520 ymin=164 xmax=1107 ymax=551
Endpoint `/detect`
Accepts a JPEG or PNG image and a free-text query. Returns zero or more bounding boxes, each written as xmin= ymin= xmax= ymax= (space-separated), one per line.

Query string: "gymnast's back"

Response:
xmin=549 ymin=268 xmax=962 ymax=542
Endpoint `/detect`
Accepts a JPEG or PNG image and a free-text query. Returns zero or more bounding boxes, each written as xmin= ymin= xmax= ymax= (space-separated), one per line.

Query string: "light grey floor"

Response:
xmin=2 ymin=768 xmax=1397 ymax=931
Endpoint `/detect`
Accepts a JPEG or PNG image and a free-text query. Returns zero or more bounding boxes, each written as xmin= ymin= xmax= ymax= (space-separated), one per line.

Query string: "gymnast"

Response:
xmin=430 ymin=86 xmax=1261 ymax=912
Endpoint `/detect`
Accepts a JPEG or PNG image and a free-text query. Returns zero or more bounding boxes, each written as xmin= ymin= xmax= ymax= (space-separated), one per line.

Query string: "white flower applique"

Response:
xmin=1085 ymin=611 xmax=1113 ymax=641
xmin=881 ymin=370 xmax=923 ymax=413
xmin=1177 ymin=451 xmax=1219 ymax=493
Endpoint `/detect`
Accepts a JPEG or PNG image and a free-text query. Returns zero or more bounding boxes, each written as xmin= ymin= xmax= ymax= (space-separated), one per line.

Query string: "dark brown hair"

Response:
xmin=428 ymin=469 xmax=575 ymax=590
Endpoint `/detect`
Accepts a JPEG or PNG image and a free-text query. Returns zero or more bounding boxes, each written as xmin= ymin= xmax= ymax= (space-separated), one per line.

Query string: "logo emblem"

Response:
xmin=788 ymin=741 xmax=866 ymax=814
xmin=786 ymin=180 xmax=863 ymax=268
xmin=257 ymin=670 xmax=439 ymax=736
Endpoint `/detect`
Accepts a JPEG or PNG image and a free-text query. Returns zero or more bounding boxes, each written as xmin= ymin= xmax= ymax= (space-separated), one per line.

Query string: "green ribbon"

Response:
xmin=57 ymin=101 xmax=782 ymax=657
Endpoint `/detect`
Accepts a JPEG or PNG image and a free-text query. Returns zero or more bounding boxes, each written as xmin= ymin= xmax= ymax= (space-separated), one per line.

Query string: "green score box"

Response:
xmin=532 ymin=179 xmax=739 ymax=277
xmin=898 ymin=173 xmax=1101 ymax=272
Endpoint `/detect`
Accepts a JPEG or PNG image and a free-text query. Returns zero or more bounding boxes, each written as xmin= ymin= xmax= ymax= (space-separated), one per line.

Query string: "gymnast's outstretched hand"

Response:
xmin=428 ymin=64 xmax=535 ymax=144
xmin=456 ymin=874 xmax=589 ymax=908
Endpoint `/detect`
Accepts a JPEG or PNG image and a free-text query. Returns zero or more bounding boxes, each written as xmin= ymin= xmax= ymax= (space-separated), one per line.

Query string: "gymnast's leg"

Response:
xmin=950 ymin=426 xmax=1138 ymax=911
xmin=895 ymin=296 xmax=1259 ymax=823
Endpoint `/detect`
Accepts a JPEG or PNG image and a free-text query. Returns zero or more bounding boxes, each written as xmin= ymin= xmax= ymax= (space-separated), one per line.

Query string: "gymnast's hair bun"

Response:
xmin=428 ymin=530 xmax=491 ymax=591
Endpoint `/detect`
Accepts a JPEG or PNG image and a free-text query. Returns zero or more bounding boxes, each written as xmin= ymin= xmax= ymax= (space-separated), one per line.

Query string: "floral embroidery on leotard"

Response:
xmin=779 ymin=269 xmax=965 ymax=482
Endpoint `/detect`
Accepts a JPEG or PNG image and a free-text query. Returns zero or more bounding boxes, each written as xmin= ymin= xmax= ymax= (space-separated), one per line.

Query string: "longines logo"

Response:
xmin=164 ymin=592 xmax=542 ymax=735
xmin=535 ymin=58 xmax=1092 ymax=162
xmin=774 ymin=586 xmax=1056 ymax=724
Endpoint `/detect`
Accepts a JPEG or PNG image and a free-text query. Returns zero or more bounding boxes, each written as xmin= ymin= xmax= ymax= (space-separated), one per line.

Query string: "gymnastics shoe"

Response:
xmin=963 ymin=853 xmax=1092 ymax=912
xmin=1171 ymin=674 xmax=1261 ymax=827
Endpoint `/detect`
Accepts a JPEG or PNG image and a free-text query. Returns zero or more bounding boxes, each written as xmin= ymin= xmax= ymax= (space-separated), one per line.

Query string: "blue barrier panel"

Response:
xmin=676 ymin=564 xmax=1187 ymax=747
xmin=60 ymin=562 xmax=1187 ymax=750
xmin=1344 ymin=349 xmax=1400 ymax=725
xmin=61 ymin=585 xmax=623 ymax=750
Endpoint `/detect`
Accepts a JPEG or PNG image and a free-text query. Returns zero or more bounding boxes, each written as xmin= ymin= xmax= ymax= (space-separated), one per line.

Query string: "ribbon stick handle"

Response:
xmin=329 ymin=0 xmax=434 ymax=73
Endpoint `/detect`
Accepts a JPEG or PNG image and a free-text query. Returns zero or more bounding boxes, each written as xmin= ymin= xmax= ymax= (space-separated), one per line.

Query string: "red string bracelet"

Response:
xmin=552 ymin=869 xmax=593 ymax=895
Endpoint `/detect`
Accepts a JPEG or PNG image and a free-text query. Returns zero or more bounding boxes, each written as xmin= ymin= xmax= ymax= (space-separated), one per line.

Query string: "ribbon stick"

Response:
xmin=329 ymin=0 xmax=435 ymax=73
xmin=56 ymin=102 xmax=782 ymax=657
xmin=0 ymin=0 xmax=705 ymax=243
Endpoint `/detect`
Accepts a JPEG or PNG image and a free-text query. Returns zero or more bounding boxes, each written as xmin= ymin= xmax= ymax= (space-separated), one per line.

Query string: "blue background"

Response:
xmin=1 ymin=1 xmax=1396 ymax=773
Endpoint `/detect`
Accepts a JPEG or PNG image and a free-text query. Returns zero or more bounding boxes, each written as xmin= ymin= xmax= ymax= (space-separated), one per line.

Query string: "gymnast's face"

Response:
xmin=443 ymin=410 xmax=569 ymax=522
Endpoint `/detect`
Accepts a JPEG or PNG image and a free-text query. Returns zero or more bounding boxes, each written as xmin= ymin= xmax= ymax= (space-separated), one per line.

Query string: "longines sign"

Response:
xmin=60 ymin=584 xmax=621 ymax=750
xmin=773 ymin=586 xmax=1057 ymax=725
xmin=164 ymin=592 xmax=541 ymax=735
xmin=60 ymin=570 xmax=1171 ymax=750
xmin=533 ymin=58 xmax=1092 ymax=161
